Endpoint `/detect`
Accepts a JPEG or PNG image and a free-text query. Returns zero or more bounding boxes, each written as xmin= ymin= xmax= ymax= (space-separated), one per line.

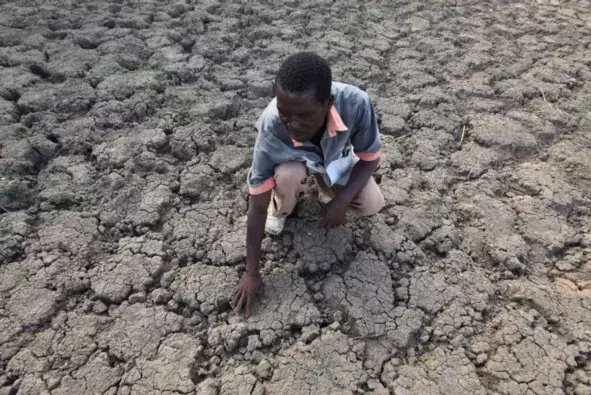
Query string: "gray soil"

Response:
xmin=1 ymin=0 xmax=591 ymax=394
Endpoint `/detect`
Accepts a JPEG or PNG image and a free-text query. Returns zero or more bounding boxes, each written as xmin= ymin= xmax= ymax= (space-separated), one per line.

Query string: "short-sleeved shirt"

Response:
xmin=247 ymin=81 xmax=381 ymax=195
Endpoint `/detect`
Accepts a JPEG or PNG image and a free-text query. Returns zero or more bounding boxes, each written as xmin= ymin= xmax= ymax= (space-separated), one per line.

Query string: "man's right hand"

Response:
xmin=233 ymin=271 xmax=263 ymax=317
xmin=237 ymin=189 xmax=270 ymax=317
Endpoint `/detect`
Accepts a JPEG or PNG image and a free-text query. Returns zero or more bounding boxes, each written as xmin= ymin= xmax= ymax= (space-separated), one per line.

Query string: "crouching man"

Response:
xmin=233 ymin=52 xmax=384 ymax=316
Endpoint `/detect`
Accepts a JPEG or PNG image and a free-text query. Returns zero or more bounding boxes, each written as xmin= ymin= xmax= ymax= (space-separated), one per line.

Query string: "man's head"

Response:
xmin=275 ymin=52 xmax=334 ymax=142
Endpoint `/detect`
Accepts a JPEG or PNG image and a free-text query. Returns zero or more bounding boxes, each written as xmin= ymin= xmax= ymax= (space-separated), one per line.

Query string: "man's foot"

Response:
xmin=265 ymin=213 xmax=286 ymax=235
xmin=318 ymin=189 xmax=333 ymax=205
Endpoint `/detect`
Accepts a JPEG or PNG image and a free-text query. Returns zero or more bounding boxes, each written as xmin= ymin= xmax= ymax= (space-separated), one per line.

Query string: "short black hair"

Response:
xmin=276 ymin=52 xmax=332 ymax=103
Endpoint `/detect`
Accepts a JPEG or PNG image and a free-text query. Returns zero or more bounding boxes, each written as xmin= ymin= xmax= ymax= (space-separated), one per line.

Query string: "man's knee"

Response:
xmin=274 ymin=161 xmax=307 ymax=188
xmin=355 ymin=185 xmax=384 ymax=216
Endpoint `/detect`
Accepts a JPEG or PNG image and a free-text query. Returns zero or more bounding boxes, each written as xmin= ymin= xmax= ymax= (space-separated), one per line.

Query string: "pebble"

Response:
xmin=308 ymin=263 xmax=319 ymax=273
xmin=93 ymin=301 xmax=108 ymax=314
xmin=301 ymin=325 xmax=320 ymax=343
xmin=151 ymin=288 xmax=171 ymax=304
xmin=476 ymin=353 xmax=488 ymax=365
xmin=102 ymin=19 xmax=116 ymax=29
xmin=255 ymin=359 xmax=273 ymax=379
xmin=129 ymin=292 xmax=147 ymax=304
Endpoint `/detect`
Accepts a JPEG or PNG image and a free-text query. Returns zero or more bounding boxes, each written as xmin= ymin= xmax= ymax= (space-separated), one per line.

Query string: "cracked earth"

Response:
xmin=1 ymin=0 xmax=591 ymax=394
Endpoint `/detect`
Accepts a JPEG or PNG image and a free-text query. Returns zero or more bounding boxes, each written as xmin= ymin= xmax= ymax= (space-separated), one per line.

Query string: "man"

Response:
xmin=233 ymin=52 xmax=384 ymax=316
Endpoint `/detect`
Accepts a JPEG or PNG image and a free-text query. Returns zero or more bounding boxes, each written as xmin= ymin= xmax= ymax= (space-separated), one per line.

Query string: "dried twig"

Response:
xmin=459 ymin=125 xmax=466 ymax=146
xmin=540 ymin=88 xmax=547 ymax=103
xmin=0 ymin=204 xmax=12 ymax=214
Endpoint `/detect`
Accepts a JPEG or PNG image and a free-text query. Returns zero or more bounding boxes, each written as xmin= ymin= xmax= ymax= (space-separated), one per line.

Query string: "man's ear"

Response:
xmin=327 ymin=94 xmax=335 ymax=108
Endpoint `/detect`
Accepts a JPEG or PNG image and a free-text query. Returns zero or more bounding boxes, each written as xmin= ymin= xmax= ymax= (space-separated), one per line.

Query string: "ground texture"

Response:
xmin=1 ymin=0 xmax=591 ymax=394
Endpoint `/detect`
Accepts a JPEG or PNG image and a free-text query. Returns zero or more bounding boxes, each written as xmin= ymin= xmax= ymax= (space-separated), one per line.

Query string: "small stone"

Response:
xmin=471 ymin=342 xmax=489 ymax=354
xmin=333 ymin=311 xmax=344 ymax=323
xmin=566 ymin=355 xmax=577 ymax=368
xmin=301 ymin=325 xmax=320 ymax=343
xmin=320 ymin=261 xmax=331 ymax=272
xmin=397 ymin=251 xmax=412 ymax=264
xmin=168 ymin=300 xmax=179 ymax=311
xmin=128 ymin=292 xmax=147 ymax=304
xmin=394 ymin=286 xmax=409 ymax=301
xmin=308 ymin=263 xmax=319 ymax=274
xmin=476 ymin=353 xmax=488 ymax=365
xmin=260 ymin=329 xmax=276 ymax=346
xmin=181 ymin=38 xmax=195 ymax=52
xmin=255 ymin=359 xmax=273 ymax=379
xmin=548 ymin=316 xmax=560 ymax=324
xmin=102 ymin=19 xmax=116 ymax=29
xmin=313 ymin=292 xmax=324 ymax=302
xmin=247 ymin=335 xmax=262 ymax=352
xmin=296 ymin=260 xmax=306 ymax=273
xmin=505 ymin=257 xmax=527 ymax=274
xmin=151 ymin=288 xmax=171 ymax=304
xmin=251 ymin=350 xmax=264 ymax=364
xmin=328 ymin=322 xmax=340 ymax=331
xmin=82 ymin=299 xmax=93 ymax=313
xmin=46 ymin=376 xmax=61 ymax=390
xmin=92 ymin=301 xmax=108 ymax=314
xmin=209 ymin=356 xmax=221 ymax=366
xmin=160 ymin=271 xmax=175 ymax=287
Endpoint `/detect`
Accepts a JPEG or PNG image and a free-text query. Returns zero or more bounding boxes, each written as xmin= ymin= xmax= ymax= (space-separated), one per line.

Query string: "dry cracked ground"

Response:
xmin=1 ymin=0 xmax=591 ymax=394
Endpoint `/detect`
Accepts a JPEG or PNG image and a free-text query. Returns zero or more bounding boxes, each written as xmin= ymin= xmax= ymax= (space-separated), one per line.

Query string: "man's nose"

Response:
xmin=286 ymin=120 xmax=302 ymax=130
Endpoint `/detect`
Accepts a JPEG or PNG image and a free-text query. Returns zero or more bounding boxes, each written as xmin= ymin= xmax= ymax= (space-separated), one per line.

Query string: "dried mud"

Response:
xmin=1 ymin=0 xmax=591 ymax=394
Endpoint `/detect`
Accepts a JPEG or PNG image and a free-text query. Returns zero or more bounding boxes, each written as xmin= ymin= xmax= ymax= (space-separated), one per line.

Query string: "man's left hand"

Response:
xmin=318 ymin=196 xmax=349 ymax=229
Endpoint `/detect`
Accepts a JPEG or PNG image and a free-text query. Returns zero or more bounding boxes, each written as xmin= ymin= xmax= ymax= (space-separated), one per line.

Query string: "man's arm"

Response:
xmin=318 ymin=158 xmax=379 ymax=229
xmin=319 ymin=90 xmax=381 ymax=229
xmin=245 ymin=191 xmax=271 ymax=274
xmin=233 ymin=190 xmax=271 ymax=316
xmin=337 ymin=158 xmax=379 ymax=204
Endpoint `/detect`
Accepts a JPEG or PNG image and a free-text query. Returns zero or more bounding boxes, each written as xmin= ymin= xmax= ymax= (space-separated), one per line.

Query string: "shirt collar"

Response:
xmin=290 ymin=106 xmax=348 ymax=147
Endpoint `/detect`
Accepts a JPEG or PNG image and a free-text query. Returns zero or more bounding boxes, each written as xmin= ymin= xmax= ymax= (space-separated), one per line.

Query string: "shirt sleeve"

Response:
xmin=247 ymin=138 xmax=275 ymax=195
xmin=351 ymin=92 xmax=381 ymax=162
xmin=247 ymin=109 xmax=277 ymax=195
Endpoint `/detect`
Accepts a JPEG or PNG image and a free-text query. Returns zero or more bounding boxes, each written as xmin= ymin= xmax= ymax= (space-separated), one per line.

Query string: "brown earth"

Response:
xmin=1 ymin=0 xmax=591 ymax=394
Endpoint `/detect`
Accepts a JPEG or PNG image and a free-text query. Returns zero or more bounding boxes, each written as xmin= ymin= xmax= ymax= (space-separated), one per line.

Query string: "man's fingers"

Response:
xmin=233 ymin=291 xmax=246 ymax=314
xmin=232 ymin=288 xmax=241 ymax=308
xmin=245 ymin=295 xmax=252 ymax=318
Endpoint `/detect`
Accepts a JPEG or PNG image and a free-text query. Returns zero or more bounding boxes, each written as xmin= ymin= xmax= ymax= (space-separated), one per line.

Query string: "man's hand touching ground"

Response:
xmin=318 ymin=196 xmax=349 ymax=229
xmin=233 ymin=271 xmax=263 ymax=317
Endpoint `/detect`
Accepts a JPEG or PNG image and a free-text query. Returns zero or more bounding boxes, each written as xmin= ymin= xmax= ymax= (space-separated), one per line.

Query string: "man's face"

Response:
xmin=275 ymin=81 xmax=333 ymax=143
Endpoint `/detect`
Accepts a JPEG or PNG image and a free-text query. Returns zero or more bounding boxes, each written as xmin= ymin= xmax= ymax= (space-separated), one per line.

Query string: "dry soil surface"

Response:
xmin=1 ymin=0 xmax=591 ymax=394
